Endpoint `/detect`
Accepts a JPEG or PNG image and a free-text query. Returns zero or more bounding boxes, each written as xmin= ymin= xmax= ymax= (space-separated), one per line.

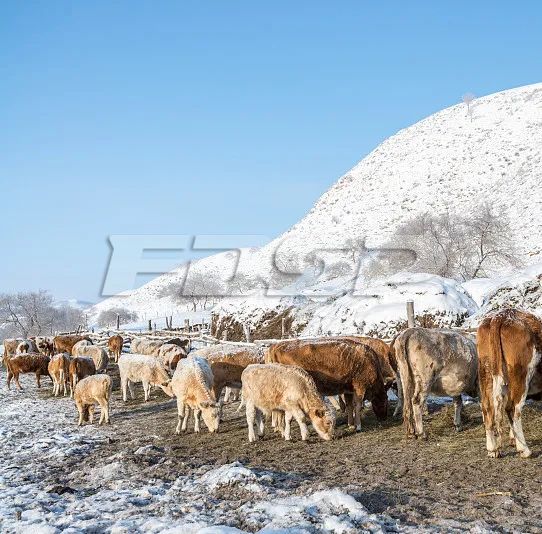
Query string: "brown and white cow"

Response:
xmin=394 ymin=327 xmax=478 ymax=440
xmin=48 ymin=353 xmax=71 ymax=396
xmin=6 ymin=353 xmax=51 ymax=390
xmin=478 ymin=308 xmax=542 ymax=458
xmin=266 ymin=340 xmax=388 ymax=431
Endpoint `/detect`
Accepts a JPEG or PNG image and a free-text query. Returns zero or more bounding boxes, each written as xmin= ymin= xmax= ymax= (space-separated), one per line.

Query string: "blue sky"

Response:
xmin=1 ymin=2 xmax=541 ymax=302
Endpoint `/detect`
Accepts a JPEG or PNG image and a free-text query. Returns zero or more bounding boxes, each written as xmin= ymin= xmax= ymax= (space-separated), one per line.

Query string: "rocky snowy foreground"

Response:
xmin=0 ymin=375 xmax=407 ymax=533
xmin=2 ymin=372 xmax=541 ymax=533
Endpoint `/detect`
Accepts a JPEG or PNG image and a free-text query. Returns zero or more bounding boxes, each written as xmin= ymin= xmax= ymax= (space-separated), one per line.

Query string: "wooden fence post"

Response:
xmin=406 ymin=300 xmax=415 ymax=328
xmin=244 ymin=324 xmax=251 ymax=343
xmin=116 ymin=314 xmax=120 ymax=330
xmin=148 ymin=319 xmax=152 ymax=331
xmin=281 ymin=318 xmax=286 ymax=339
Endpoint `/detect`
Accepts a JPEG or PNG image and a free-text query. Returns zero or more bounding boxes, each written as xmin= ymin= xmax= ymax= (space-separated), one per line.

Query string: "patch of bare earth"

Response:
xmin=30 ymin=364 xmax=542 ymax=533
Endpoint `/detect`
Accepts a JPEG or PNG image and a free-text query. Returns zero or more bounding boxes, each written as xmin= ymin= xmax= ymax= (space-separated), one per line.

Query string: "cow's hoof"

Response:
xmin=487 ymin=450 xmax=501 ymax=458
xmin=509 ymin=438 xmax=516 ymax=447
xmin=421 ymin=433 xmax=428 ymax=441
xmin=455 ymin=425 xmax=462 ymax=433
xmin=520 ymin=449 xmax=532 ymax=459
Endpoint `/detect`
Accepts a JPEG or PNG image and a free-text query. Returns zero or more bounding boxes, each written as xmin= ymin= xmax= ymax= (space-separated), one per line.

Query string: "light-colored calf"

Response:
xmin=118 ymin=354 xmax=171 ymax=402
xmin=74 ymin=374 xmax=113 ymax=425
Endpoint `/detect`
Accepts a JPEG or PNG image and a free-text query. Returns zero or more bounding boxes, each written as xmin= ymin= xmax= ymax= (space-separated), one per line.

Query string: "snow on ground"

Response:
xmin=0 ymin=375 xmax=414 ymax=533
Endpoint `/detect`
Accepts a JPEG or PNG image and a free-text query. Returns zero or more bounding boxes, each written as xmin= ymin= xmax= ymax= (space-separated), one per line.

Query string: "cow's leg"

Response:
xmin=89 ymin=405 xmax=95 ymax=424
xmin=77 ymin=402 xmax=84 ymax=426
xmin=353 ymin=391 xmax=365 ymax=432
xmin=255 ymin=409 xmax=265 ymax=437
xmin=142 ymin=380 xmax=150 ymax=401
xmin=224 ymin=387 xmax=231 ymax=403
xmin=393 ymin=373 xmax=403 ymax=417
xmin=193 ymin=408 xmax=201 ymax=432
xmin=14 ymin=372 xmax=23 ymax=391
xmin=6 ymin=369 xmax=12 ymax=390
xmin=121 ymin=377 xmax=128 ymax=402
xmin=509 ymin=426 xmax=516 ymax=447
xmin=412 ymin=393 xmax=428 ymax=439
xmin=292 ymin=408 xmax=309 ymax=440
xmin=98 ymin=402 xmax=106 ymax=425
xmin=246 ymin=401 xmax=257 ymax=442
xmin=452 ymin=395 xmax=463 ymax=432
xmin=36 ymin=371 xmax=41 ymax=388
xmin=344 ymin=393 xmax=354 ymax=428
xmin=284 ymin=411 xmax=293 ymax=441
xmin=175 ymin=401 xmax=184 ymax=434
xmin=128 ymin=380 xmax=136 ymax=400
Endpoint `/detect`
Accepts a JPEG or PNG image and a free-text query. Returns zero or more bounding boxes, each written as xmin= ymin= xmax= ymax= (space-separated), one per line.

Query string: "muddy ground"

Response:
xmin=29 ymin=364 xmax=542 ymax=533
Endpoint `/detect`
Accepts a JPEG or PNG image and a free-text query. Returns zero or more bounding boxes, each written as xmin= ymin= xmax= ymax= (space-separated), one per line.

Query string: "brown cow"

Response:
xmin=266 ymin=340 xmax=388 ymax=431
xmin=107 ymin=334 xmax=124 ymax=362
xmin=54 ymin=335 xmax=92 ymax=355
xmin=6 ymin=353 xmax=50 ymax=390
xmin=478 ymin=309 xmax=542 ymax=458
xmin=68 ymin=356 xmax=96 ymax=397
xmin=2 ymin=338 xmax=23 ymax=369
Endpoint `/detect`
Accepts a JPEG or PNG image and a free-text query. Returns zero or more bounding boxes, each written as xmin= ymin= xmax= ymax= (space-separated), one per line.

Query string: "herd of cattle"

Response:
xmin=2 ymin=307 xmax=542 ymax=458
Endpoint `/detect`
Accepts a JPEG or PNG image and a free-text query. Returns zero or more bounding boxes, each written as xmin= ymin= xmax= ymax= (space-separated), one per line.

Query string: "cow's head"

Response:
xmin=199 ymin=400 xmax=220 ymax=433
xmin=310 ymin=400 xmax=336 ymax=441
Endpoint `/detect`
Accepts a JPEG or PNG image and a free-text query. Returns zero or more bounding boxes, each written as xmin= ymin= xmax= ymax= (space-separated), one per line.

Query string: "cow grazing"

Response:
xmin=48 ymin=353 xmax=71 ymax=396
xmin=266 ymin=340 xmax=388 ymax=431
xmin=107 ymin=335 xmax=124 ymax=362
xmin=241 ymin=363 xmax=335 ymax=442
xmin=72 ymin=341 xmax=109 ymax=373
xmin=6 ymin=353 xmax=50 ymax=391
xmin=157 ymin=342 xmax=189 ymax=373
xmin=118 ymin=354 xmax=171 ymax=402
xmin=478 ymin=309 xmax=542 ymax=458
xmin=394 ymin=328 xmax=478 ymax=440
xmin=53 ymin=335 xmax=92 ymax=356
xmin=165 ymin=356 xmax=219 ymax=434
xmin=74 ymin=374 xmax=113 ymax=426
xmin=69 ymin=357 xmax=96 ymax=397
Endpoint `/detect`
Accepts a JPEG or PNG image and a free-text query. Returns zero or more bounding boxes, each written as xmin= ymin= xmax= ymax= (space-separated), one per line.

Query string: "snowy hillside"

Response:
xmin=91 ymin=82 xmax=542 ymax=323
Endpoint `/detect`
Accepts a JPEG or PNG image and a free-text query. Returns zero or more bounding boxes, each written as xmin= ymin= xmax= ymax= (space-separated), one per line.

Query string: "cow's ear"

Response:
xmin=200 ymin=400 xmax=211 ymax=408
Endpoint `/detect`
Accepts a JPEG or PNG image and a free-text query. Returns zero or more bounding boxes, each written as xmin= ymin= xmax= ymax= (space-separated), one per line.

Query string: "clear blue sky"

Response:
xmin=1 ymin=1 xmax=541 ymax=303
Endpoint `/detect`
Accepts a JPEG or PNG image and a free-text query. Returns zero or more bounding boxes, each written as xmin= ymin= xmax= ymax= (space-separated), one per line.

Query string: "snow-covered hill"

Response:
xmin=90 ymin=82 xmax=542 ymax=324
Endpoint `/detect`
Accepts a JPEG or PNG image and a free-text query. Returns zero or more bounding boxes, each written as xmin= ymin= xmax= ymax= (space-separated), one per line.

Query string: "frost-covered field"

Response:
xmin=0 ymin=374 xmax=408 ymax=533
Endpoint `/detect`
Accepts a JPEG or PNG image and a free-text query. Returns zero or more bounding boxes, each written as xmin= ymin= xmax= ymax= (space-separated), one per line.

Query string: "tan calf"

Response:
xmin=74 ymin=374 xmax=113 ymax=425
xmin=48 ymin=353 xmax=71 ymax=396
xmin=241 ymin=363 xmax=335 ymax=442
xmin=167 ymin=356 xmax=219 ymax=434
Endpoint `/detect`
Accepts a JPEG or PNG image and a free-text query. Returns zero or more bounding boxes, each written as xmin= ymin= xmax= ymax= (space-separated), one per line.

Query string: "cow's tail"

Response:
xmin=488 ymin=313 xmax=509 ymax=439
xmin=103 ymin=377 xmax=112 ymax=402
xmin=394 ymin=331 xmax=416 ymax=436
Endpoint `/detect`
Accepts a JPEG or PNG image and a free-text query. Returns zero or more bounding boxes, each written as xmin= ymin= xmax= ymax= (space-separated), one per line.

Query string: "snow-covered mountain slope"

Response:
xmin=91 ymin=82 xmax=542 ymax=322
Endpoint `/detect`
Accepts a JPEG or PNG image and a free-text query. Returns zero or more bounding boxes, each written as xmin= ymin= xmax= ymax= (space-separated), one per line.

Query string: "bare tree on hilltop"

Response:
xmin=367 ymin=204 xmax=520 ymax=281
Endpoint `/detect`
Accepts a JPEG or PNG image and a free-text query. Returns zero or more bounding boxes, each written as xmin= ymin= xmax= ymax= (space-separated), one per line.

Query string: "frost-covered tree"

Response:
xmin=161 ymin=271 xmax=224 ymax=311
xmin=0 ymin=290 xmax=84 ymax=339
xmin=369 ymin=204 xmax=519 ymax=281
xmin=96 ymin=307 xmax=138 ymax=328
